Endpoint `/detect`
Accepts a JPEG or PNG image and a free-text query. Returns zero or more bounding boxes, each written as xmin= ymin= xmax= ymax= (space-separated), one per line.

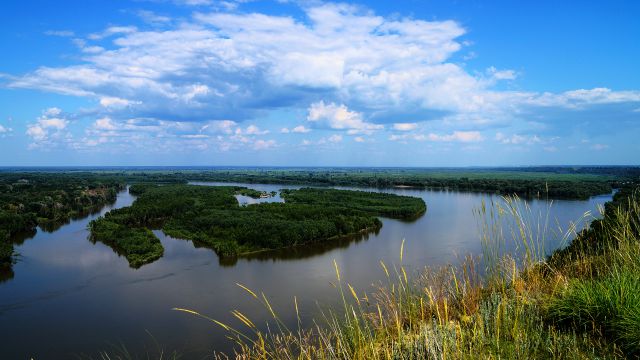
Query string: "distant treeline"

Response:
xmin=89 ymin=184 xmax=426 ymax=267
xmin=2 ymin=168 xmax=626 ymax=200
xmin=121 ymin=169 xmax=615 ymax=200
xmin=0 ymin=173 xmax=124 ymax=268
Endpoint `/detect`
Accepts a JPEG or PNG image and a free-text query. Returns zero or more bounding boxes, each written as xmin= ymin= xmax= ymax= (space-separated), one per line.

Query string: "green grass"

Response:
xmin=549 ymin=270 xmax=640 ymax=354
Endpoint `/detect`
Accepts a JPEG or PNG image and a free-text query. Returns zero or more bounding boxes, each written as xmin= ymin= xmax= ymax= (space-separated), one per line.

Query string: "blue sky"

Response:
xmin=0 ymin=0 xmax=639 ymax=166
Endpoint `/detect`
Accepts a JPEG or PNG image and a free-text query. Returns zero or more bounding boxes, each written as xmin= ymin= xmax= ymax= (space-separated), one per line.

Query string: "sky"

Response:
xmin=0 ymin=0 xmax=639 ymax=167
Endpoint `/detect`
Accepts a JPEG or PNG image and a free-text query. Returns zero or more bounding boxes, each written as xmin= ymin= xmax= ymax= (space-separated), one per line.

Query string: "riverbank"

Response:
xmin=183 ymin=185 xmax=640 ymax=359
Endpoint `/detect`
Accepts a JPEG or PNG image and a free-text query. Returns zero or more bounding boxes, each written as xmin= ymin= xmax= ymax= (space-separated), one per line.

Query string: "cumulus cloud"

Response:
xmin=307 ymin=101 xmax=383 ymax=135
xmin=240 ymin=125 xmax=269 ymax=135
xmin=9 ymin=3 xmax=472 ymax=126
xmin=390 ymin=131 xmax=483 ymax=143
xmin=327 ymin=134 xmax=343 ymax=143
xmin=26 ymin=108 xmax=70 ymax=146
xmin=11 ymin=2 xmax=640 ymax=133
xmin=253 ymin=139 xmax=276 ymax=150
xmin=393 ymin=123 xmax=418 ymax=131
xmin=0 ymin=124 xmax=13 ymax=134
xmin=6 ymin=1 xmax=640 ymax=155
xmin=487 ymin=66 xmax=517 ymax=80
xmin=201 ymin=120 xmax=237 ymax=134
xmin=427 ymin=131 xmax=484 ymax=142
xmin=99 ymin=96 xmax=136 ymax=108
xmin=495 ymin=132 xmax=541 ymax=145
xmin=88 ymin=26 xmax=138 ymax=40
xmin=175 ymin=0 xmax=213 ymax=5
xmin=291 ymin=125 xmax=311 ymax=133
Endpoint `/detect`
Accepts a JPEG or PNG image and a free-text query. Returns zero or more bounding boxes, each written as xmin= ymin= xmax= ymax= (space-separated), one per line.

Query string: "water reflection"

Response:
xmin=0 ymin=267 xmax=13 ymax=283
xmin=0 ymin=183 xmax=613 ymax=359
xmin=220 ymin=228 xmax=380 ymax=266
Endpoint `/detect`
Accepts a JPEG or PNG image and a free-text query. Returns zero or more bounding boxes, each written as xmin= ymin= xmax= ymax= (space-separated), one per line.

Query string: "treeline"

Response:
xmin=280 ymin=188 xmax=426 ymax=219
xmin=0 ymin=173 xmax=124 ymax=268
xmin=89 ymin=185 xmax=426 ymax=267
xmin=102 ymin=169 xmax=614 ymax=200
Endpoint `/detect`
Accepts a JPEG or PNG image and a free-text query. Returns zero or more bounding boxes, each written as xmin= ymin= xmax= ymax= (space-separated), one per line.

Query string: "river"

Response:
xmin=0 ymin=183 xmax=612 ymax=358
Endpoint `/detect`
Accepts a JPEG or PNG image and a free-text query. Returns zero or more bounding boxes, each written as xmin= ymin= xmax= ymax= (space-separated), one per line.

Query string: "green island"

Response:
xmin=88 ymin=184 xmax=426 ymax=267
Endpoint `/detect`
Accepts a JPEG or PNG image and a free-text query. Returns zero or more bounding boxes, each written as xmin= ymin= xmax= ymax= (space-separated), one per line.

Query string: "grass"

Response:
xmin=91 ymin=187 xmax=637 ymax=359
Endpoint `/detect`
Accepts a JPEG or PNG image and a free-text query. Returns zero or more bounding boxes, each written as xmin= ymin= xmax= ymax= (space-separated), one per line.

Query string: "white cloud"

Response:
xmin=280 ymin=127 xmax=290 ymax=133
xmin=253 ymin=139 xmax=276 ymax=150
xmin=487 ymin=66 xmax=517 ymax=80
xmin=393 ymin=123 xmax=418 ymax=131
xmin=26 ymin=126 xmax=47 ymax=141
xmin=201 ymin=120 xmax=237 ymax=134
xmin=523 ymin=88 xmax=640 ymax=109
xmin=0 ymin=124 xmax=13 ymax=134
xmin=94 ymin=117 xmax=118 ymax=130
xmin=44 ymin=107 xmax=62 ymax=116
xmin=99 ymin=96 xmax=135 ymax=108
xmin=240 ymin=125 xmax=269 ymax=135
xmin=307 ymin=101 xmax=382 ymax=134
xmin=427 ymin=131 xmax=484 ymax=142
xmin=10 ymin=3 xmax=472 ymax=125
xmin=88 ymin=26 xmax=138 ymax=40
xmin=26 ymin=108 xmax=70 ymax=145
xmin=390 ymin=131 xmax=484 ymax=143
xmin=354 ymin=136 xmax=365 ymax=142
xmin=328 ymin=134 xmax=343 ymax=143
xmin=44 ymin=30 xmax=75 ymax=37
xmin=175 ymin=0 xmax=213 ymax=5
xmin=13 ymin=3 xmax=640 ymax=131
xmin=6 ymin=1 xmax=640 ymax=152
xmin=291 ymin=125 xmax=310 ymax=133
xmin=495 ymin=132 xmax=541 ymax=145
xmin=591 ymin=143 xmax=609 ymax=151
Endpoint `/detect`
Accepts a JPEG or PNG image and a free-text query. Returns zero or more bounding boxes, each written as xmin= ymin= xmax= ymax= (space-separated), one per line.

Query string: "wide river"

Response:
xmin=0 ymin=182 xmax=612 ymax=359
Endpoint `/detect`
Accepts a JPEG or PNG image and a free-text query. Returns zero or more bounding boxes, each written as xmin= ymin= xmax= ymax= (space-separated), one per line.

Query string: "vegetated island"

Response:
xmin=88 ymin=184 xmax=426 ymax=268
xmin=0 ymin=173 xmax=124 ymax=270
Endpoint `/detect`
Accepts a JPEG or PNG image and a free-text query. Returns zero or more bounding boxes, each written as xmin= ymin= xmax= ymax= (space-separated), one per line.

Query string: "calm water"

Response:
xmin=0 ymin=183 xmax=612 ymax=359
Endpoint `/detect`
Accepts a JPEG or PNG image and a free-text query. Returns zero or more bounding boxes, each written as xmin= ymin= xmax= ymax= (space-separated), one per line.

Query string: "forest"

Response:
xmin=177 ymin=168 xmax=616 ymax=199
xmin=0 ymin=173 xmax=124 ymax=268
xmin=29 ymin=167 xmax=619 ymax=200
xmin=1 ymin=166 xmax=635 ymax=269
xmin=89 ymin=184 xmax=426 ymax=267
